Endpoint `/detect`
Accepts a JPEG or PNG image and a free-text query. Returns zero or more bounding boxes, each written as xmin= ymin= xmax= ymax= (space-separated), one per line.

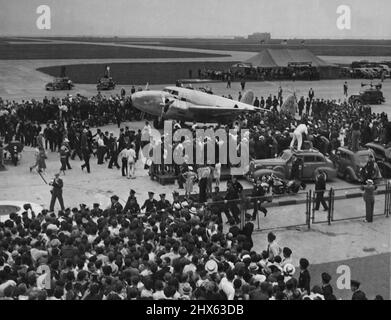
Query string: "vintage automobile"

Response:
xmin=97 ymin=77 xmax=116 ymax=91
xmin=45 ymin=77 xmax=74 ymax=91
xmin=332 ymin=147 xmax=375 ymax=183
xmin=365 ymin=142 xmax=391 ymax=178
xmin=247 ymin=148 xmax=337 ymax=182
xmin=348 ymin=86 xmax=385 ymax=105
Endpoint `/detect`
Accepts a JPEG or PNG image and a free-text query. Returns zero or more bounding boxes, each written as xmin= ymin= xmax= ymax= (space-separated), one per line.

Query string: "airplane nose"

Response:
xmin=130 ymin=91 xmax=143 ymax=107
xmin=130 ymin=91 xmax=164 ymax=117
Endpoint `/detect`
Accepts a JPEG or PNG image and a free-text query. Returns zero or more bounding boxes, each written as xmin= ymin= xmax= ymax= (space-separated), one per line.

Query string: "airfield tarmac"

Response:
xmin=0 ymin=38 xmax=390 ymax=299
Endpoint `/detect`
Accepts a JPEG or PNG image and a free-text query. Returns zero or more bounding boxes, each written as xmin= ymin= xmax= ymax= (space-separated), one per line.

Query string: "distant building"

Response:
xmin=248 ymin=32 xmax=271 ymax=42
xmin=234 ymin=36 xmax=246 ymax=40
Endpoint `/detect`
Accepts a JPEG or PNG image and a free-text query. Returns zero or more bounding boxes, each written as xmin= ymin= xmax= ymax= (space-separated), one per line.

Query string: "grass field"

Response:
xmin=37 ymin=61 xmax=236 ymax=85
xmin=144 ymin=41 xmax=391 ymax=56
xmin=34 ymin=37 xmax=391 ymax=56
xmin=0 ymin=43 xmax=227 ymax=60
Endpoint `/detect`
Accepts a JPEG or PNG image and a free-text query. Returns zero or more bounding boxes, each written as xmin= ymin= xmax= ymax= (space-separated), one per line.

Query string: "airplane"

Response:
xmin=131 ymin=86 xmax=268 ymax=128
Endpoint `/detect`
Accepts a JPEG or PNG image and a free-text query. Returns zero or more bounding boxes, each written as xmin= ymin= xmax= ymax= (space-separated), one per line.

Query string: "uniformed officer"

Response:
xmin=157 ymin=193 xmax=171 ymax=212
xmin=141 ymin=192 xmax=158 ymax=214
xmin=351 ymin=280 xmax=367 ymax=300
xmin=252 ymin=179 xmax=268 ymax=220
xmin=49 ymin=173 xmax=65 ymax=212
xmin=172 ymin=191 xmax=182 ymax=212
xmin=91 ymin=203 xmax=103 ymax=217
xmin=124 ymin=189 xmax=138 ymax=212
xmin=110 ymin=195 xmax=123 ymax=215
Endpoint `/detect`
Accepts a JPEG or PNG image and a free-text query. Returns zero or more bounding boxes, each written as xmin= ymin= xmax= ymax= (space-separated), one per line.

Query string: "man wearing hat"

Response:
xmin=321 ymin=273 xmax=336 ymax=300
xmin=49 ymin=173 xmax=65 ymax=212
xmin=141 ymin=192 xmax=158 ymax=213
xmin=351 ymin=280 xmax=367 ymax=300
xmin=110 ymin=195 xmax=123 ymax=214
xmin=157 ymin=194 xmax=171 ymax=212
xmin=81 ymin=128 xmax=91 ymax=173
xmin=361 ymin=179 xmax=377 ymax=223
xmin=91 ymin=203 xmax=103 ymax=216
xmin=251 ymin=178 xmax=268 ymax=221
xmin=123 ymin=189 xmax=139 ymax=213
xmin=171 ymin=191 xmax=182 ymax=211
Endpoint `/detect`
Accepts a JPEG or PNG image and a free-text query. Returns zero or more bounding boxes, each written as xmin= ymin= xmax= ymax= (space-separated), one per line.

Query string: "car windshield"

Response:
xmin=280 ymin=151 xmax=291 ymax=161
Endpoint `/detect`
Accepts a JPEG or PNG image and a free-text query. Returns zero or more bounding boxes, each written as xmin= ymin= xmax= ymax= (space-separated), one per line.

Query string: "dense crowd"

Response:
xmin=0 ymin=196 xmax=379 ymax=300
xmin=1 ymin=86 xmax=389 ymax=300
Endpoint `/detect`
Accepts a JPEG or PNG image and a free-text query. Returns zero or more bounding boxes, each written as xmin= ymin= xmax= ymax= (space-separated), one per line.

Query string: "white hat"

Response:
xmin=241 ymin=254 xmax=251 ymax=261
xmin=205 ymin=260 xmax=218 ymax=274
xmin=283 ymin=263 xmax=296 ymax=276
xmin=189 ymin=207 xmax=197 ymax=214
xmin=181 ymin=201 xmax=189 ymax=208
xmin=253 ymin=274 xmax=267 ymax=283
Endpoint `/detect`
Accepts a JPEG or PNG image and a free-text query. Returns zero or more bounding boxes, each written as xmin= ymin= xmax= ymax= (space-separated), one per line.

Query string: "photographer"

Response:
xmin=49 ymin=173 xmax=65 ymax=212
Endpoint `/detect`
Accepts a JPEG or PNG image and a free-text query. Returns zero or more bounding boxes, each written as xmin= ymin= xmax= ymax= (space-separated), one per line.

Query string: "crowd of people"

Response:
xmin=1 ymin=84 xmax=389 ymax=300
xmin=0 ymin=193 xmax=379 ymax=300
xmin=200 ymin=67 xmax=321 ymax=83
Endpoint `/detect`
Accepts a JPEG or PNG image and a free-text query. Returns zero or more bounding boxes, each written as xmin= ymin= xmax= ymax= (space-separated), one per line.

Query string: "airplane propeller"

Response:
xmin=159 ymin=95 xmax=175 ymax=117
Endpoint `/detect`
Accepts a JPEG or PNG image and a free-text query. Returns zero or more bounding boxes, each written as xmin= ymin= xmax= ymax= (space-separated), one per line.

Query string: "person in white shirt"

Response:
xmin=219 ymin=270 xmax=235 ymax=300
xmin=127 ymin=143 xmax=137 ymax=179
xmin=290 ymin=122 xmax=308 ymax=150
xmin=141 ymin=121 xmax=152 ymax=147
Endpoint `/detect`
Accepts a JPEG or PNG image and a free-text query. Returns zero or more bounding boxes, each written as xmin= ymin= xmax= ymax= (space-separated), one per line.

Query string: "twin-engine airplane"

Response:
xmin=131 ymin=86 xmax=267 ymax=127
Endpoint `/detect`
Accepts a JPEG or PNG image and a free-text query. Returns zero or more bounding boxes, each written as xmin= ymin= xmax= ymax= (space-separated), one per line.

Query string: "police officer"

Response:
xmin=362 ymin=154 xmax=381 ymax=182
xmin=290 ymin=155 xmax=303 ymax=181
xmin=157 ymin=193 xmax=171 ymax=212
xmin=361 ymin=179 xmax=377 ymax=223
xmin=49 ymin=173 xmax=65 ymax=212
xmin=141 ymin=192 xmax=158 ymax=214
xmin=110 ymin=195 xmax=123 ymax=215
xmin=211 ymin=186 xmax=225 ymax=225
xmin=351 ymin=280 xmax=367 ymax=300
xmin=252 ymin=179 xmax=268 ymax=220
xmin=314 ymin=170 xmax=329 ymax=211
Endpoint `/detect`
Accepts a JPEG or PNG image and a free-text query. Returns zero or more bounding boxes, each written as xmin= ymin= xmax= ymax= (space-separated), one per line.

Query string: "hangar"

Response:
xmin=236 ymin=48 xmax=341 ymax=80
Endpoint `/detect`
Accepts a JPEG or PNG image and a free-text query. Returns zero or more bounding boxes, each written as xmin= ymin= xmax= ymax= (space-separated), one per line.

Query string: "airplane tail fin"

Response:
xmin=240 ymin=90 xmax=254 ymax=105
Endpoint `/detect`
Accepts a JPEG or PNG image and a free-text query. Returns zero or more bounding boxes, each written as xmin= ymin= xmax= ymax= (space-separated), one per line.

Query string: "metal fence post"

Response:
xmin=307 ymin=190 xmax=311 ymax=229
xmin=327 ymin=188 xmax=333 ymax=225
xmin=311 ymin=189 xmax=315 ymax=224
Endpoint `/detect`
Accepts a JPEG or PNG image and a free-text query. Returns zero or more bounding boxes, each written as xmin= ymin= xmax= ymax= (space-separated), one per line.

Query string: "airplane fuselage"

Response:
xmin=131 ymin=86 xmax=258 ymax=123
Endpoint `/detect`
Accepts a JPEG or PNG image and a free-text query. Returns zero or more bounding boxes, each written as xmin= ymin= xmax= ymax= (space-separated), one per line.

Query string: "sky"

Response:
xmin=0 ymin=0 xmax=390 ymax=39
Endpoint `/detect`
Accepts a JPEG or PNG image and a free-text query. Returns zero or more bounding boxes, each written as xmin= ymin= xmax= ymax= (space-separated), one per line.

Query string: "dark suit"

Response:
xmin=352 ymin=289 xmax=367 ymax=300
xmin=141 ymin=199 xmax=158 ymax=213
xmin=111 ymin=202 xmax=123 ymax=215
xmin=252 ymin=184 xmax=267 ymax=219
xmin=49 ymin=178 xmax=65 ymax=211
xmin=157 ymin=199 xmax=171 ymax=211
xmin=314 ymin=173 xmax=328 ymax=211
xmin=298 ymin=269 xmax=311 ymax=294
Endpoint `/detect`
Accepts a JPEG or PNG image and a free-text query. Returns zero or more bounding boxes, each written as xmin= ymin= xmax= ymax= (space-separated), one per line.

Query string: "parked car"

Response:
xmin=97 ymin=77 xmax=116 ymax=91
xmin=348 ymin=87 xmax=385 ymax=105
xmin=247 ymin=148 xmax=337 ymax=182
xmin=45 ymin=77 xmax=74 ymax=91
xmin=365 ymin=142 xmax=391 ymax=178
xmin=332 ymin=147 xmax=375 ymax=183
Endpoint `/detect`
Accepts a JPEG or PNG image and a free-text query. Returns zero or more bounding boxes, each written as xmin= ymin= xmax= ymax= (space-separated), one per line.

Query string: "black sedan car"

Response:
xmin=45 ymin=77 xmax=74 ymax=91
xmin=365 ymin=142 xmax=391 ymax=178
